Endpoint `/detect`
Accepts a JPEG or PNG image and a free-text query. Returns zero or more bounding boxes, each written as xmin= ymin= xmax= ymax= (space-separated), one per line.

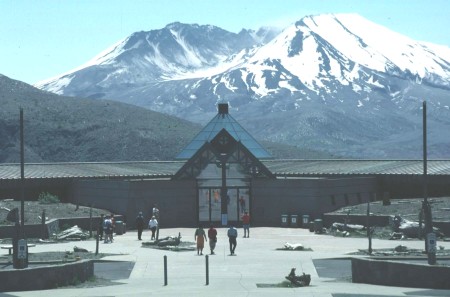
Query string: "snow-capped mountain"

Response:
xmin=36 ymin=23 xmax=280 ymax=96
xmin=35 ymin=14 xmax=450 ymax=159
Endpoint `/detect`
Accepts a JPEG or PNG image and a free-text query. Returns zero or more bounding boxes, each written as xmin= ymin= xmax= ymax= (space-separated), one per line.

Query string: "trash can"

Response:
xmin=115 ymin=221 xmax=124 ymax=235
xmin=281 ymin=214 xmax=289 ymax=227
xmin=314 ymin=219 xmax=323 ymax=234
xmin=290 ymin=215 xmax=298 ymax=227
xmin=302 ymin=215 xmax=310 ymax=228
xmin=309 ymin=221 xmax=315 ymax=232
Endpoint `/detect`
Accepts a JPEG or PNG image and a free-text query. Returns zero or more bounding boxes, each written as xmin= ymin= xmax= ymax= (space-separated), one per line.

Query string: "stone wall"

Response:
xmin=352 ymin=258 xmax=450 ymax=289
xmin=0 ymin=260 xmax=94 ymax=292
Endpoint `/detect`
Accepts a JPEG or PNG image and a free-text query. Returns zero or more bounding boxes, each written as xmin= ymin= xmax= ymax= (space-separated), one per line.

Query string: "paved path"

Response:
xmin=3 ymin=227 xmax=450 ymax=297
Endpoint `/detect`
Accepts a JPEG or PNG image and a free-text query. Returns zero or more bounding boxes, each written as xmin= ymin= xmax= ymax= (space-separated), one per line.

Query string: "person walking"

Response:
xmin=194 ymin=226 xmax=207 ymax=255
xmin=109 ymin=213 xmax=115 ymax=242
xmin=242 ymin=211 xmax=250 ymax=238
xmin=152 ymin=204 xmax=160 ymax=220
xmin=152 ymin=204 xmax=160 ymax=240
xmin=227 ymin=225 xmax=238 ymax=255
xmin=103 ymin=215 xmax=113 ymax=243
xmin=148 ymin=216 xmax=158 ymax=240
xmin=135 ymin=211 xmax=145 ymax=240
xmin=207 ymin=225 xmax=217 ymax=255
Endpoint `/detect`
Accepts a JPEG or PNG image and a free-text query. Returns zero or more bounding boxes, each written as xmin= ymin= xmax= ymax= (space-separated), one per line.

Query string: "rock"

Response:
xmin=389 ymin=232 xmax=404 ymax=240
xmin=392 ymin=215 xmax=444 ymax=238
xmin=394 ymin=245 xmax=408 ymax=252
xmin=284 ymin=242 xmax=304 ymax=250
xmin=56 ymin=225 xmax=89 ymax=240
xmin=332 ymin=222 xmax=365 ymax=232
xmin=74 ymin=246 xmax=89 ymax=252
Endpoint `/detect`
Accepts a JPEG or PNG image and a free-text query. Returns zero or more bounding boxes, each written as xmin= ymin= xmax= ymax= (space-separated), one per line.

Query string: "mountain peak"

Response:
xmin=33 ymin=15 xmax=450 ymax=158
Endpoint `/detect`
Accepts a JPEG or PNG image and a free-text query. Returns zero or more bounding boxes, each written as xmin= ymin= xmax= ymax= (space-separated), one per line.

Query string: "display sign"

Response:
xmin=18 ymin=239 xmax=27 ymax=259
xmin=427 ymin=233 xmax=437 ymax=254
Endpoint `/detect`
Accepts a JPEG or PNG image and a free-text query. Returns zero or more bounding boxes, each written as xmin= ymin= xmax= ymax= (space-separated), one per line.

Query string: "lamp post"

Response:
xmin=219 ymin=154 xmax=228 ymax=226
xmin=422 ymin=101 xmax=436 ymax=265
xmin=13 ymin=108 xmax=28 ymax=269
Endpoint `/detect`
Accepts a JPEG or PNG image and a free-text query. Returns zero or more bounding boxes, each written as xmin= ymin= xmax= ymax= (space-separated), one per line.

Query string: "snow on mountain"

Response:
xmin=308 ymin=14 xmax=450 ymax=83
xmin=35 ymin=23 xmax=280 ymax=94
xmin=210 ymin=13 xmax=450 ymax=101
xmin=34 ymin=14 xmax=450 ymax=158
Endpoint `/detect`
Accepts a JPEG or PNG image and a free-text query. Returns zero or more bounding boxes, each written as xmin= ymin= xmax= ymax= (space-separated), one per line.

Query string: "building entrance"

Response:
xmin=198 ymin=187 xmax=249 ymax=224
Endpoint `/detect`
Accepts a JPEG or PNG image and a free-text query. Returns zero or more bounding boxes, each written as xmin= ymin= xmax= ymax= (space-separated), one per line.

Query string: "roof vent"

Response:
xmin=218 ymin=103 xmax=228 ymax=114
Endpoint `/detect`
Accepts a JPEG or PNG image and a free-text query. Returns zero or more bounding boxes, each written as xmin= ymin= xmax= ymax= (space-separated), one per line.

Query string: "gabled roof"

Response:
xmin=176 ymin=103 xmax=272 ymax=160
xmin=174 ymin=129 xmax=274 ymax=179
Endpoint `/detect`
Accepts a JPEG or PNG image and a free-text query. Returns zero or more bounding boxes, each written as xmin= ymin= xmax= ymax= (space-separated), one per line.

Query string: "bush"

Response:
xmin=38 ymin=192 xmax=60 ymax=204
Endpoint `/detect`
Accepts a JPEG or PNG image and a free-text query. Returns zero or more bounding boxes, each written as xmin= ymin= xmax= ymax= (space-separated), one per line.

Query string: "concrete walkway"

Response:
xmin=3 ymin=227 xmax=450 ymax=297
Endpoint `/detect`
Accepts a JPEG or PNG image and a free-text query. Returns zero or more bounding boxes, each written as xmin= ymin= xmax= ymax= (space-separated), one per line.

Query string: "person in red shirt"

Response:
xmin=242 ymin=211 xmax=250 ymax=238
xmin=208 ymin=224 xmax=218 ymax=255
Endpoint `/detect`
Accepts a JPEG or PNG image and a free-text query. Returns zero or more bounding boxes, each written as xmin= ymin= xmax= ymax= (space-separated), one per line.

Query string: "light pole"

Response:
xmin=219 ymin=154 xmax=228 ymax=226
xmin=13 ymin=108 xmax=28 ymax=269
xmin=422 ymin=101 xmax=436 ymax=265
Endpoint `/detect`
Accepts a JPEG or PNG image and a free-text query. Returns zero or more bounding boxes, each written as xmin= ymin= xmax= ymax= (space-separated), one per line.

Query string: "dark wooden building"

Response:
xmin=1 ymin=104 xmax=450 ymax=228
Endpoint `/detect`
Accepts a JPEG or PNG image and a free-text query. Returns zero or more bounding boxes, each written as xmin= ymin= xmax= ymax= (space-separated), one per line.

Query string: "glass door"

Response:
xmin=198 ymin=187 xmax=249 ymax=223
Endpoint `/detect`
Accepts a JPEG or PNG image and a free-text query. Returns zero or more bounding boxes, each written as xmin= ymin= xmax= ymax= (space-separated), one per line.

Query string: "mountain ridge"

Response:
xmin=34 ymin=14 xmax=450 ymax=159
xmin=1 ymin=74 xmax=329 ymax=162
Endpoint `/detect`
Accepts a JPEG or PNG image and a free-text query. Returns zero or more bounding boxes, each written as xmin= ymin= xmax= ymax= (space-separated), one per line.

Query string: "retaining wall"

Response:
xmin=0 ymin=259 xmax=94 ymax=292
xmin=352 ymin=257 xmax=450 ymax=289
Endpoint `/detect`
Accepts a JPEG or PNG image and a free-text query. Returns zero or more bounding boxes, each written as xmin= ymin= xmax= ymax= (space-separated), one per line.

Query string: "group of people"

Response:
xmin=194 ymin=211 xmax=250 ymax=256
xmin=132 ymin=204 xmax=250 ymax=256
xmin=98 ymin=213 xmax=116 ymax=243
xmin=194 ymin=225 xmax=218 ymax=255
xmin=135 ymin=205 xmax=160 ymax=241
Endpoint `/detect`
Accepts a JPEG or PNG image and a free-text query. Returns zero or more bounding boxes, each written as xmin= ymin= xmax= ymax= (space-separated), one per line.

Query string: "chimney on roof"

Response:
xmin=218 ymin=103 xmax=228 ymax=114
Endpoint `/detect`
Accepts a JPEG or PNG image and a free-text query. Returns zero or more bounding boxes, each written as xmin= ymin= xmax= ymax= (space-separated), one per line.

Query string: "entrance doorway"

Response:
xmin=198 ymin=188 xmax=249 ymax=224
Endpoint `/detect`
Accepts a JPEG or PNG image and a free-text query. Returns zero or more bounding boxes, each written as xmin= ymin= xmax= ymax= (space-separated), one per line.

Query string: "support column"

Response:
xmin=220 ymin=155 xmax=228 ymax=226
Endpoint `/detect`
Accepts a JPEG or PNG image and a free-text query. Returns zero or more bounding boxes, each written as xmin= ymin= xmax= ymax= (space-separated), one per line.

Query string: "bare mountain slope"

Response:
xmin=1 ymin=74 xmax=331 ymax=162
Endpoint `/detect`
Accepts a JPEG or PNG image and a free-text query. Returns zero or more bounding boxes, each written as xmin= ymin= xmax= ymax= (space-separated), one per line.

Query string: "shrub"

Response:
xmin=38 ymin=192 xmax=60 ymax=204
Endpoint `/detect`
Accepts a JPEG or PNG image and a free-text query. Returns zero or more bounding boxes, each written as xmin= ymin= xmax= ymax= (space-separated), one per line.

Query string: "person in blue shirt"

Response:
xmin=227 ymin=225 xmax=238 ymax=255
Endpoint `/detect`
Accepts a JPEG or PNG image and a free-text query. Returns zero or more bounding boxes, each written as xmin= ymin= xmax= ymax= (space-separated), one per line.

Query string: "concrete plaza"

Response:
xmin=3 ymin=227 xmax=450 ymax=297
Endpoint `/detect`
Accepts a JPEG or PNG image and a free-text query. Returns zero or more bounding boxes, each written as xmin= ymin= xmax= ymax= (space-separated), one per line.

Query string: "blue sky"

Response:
xmin=1 ymin=0 xmax=449 ymax=84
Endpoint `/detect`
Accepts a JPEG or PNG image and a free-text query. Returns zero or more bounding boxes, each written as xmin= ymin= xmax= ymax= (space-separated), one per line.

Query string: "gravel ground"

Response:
xmin=0 ymin=199 xmax=113 ymax=274
xmin=0 ymin=199 xmax=110 ymax=226
xmin=329 ymin=197 xmax=450 ymax=222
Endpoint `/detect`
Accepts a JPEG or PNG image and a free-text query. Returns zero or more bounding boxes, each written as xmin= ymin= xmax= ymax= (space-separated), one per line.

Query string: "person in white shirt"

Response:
xmin=148 ymin=216 xmax=158 ymax=240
